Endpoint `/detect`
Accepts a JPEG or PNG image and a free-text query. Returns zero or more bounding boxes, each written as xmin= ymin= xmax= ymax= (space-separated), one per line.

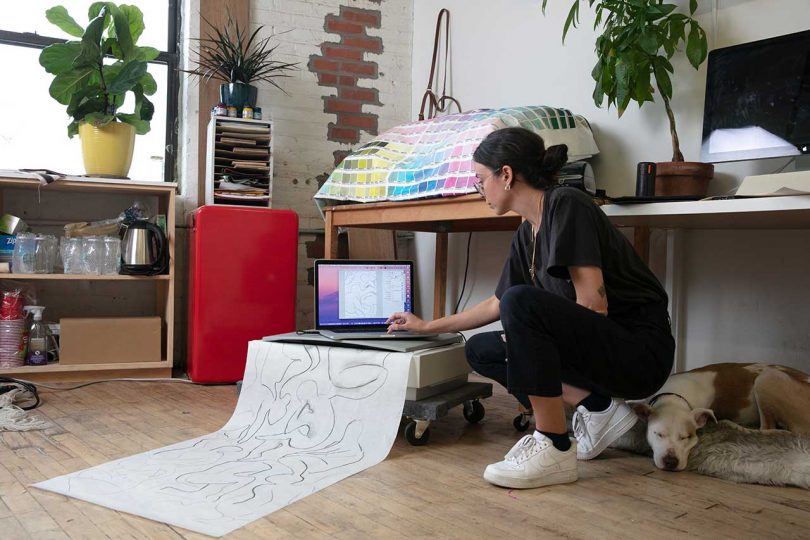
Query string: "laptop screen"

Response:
xmin=314 ymin=260 xmax=413 ymax=330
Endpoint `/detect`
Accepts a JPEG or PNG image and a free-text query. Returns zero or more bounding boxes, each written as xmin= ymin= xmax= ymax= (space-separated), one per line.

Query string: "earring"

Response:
xmin=504 ymin=184 xmax=511 ymax=191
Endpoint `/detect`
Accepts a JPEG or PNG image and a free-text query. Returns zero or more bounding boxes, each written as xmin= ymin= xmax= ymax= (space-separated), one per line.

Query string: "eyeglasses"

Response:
xmin=473 ymin=168 xmax=501 ymax=195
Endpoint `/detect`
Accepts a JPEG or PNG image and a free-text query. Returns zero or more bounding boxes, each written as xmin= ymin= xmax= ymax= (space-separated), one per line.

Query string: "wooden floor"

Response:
xmin=1 ymin=376 xmax=809 ymax=539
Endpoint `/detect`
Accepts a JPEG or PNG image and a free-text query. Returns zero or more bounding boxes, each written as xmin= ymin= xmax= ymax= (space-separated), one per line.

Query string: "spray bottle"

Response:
xmin=24 ymin=305 xmax=48 ymax=366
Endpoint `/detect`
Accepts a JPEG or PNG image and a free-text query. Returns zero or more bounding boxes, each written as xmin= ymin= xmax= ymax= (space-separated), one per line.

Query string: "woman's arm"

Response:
xmin=569 ymin=265 xmax=608 ymax=315
xmin=386 ymin=294 xmax=501 ymax=333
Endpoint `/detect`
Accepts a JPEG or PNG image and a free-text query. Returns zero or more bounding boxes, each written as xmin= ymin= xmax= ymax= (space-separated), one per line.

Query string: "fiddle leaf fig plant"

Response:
xmin=39 ymin=3 xmax=158 ymax=138
xmin=544 ymin=0 xmax=709 ymax=162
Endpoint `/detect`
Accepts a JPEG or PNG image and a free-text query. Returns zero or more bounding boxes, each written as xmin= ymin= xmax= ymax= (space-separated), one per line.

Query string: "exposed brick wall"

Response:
xmin=309 ymin=6 xmax=384 ymax=145
xmin=249 ymin=0 xmax=412 ymax=328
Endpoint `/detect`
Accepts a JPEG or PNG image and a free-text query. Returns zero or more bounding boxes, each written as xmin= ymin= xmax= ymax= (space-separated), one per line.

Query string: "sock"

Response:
xmin=577 ymin=392 xmax=611 ymax=413
xmin=535 ymin=430 xmax=571 ymax=452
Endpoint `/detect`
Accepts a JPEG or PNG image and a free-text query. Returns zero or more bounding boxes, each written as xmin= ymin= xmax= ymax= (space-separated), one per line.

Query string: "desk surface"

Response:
xmin=324 ymin=194 xmax=522 ymax=233
xmin=324 ymin=194 xmax=810 ymax=232
xmin=602 ymin=195 xmax=810 ymax=229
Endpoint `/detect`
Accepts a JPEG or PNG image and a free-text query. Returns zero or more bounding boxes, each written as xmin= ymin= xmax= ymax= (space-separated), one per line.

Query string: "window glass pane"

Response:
xmin=0 ymin=44 xmax=167 ymax=181
xmin=3 ymin=1 xmax=169 ymax=51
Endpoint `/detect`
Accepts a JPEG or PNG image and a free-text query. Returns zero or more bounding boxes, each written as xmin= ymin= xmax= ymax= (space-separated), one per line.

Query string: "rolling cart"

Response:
xmin=401 ymin=381 xmax=492 ymax=445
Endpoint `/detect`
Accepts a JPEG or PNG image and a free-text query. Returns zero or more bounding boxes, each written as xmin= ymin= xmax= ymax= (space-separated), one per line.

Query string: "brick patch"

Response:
xmin=309 ymin=5 xmax=383 ymax=145
xmin=332 ymin=150 xmax=352 ymax=167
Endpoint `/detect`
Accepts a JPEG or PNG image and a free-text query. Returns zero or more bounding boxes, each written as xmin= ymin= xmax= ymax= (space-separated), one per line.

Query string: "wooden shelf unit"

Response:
xmin=0 ymin=173 xmax=177 ymax=381
xmin=205 ymin=116 xmax=273 ymax=207
xmin=0 ymin=273 xmax=171 ymax=280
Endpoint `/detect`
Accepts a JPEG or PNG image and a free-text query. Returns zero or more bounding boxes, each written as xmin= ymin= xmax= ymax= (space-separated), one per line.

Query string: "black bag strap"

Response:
xmin=418 ymin=9 xmax=462 ymax=121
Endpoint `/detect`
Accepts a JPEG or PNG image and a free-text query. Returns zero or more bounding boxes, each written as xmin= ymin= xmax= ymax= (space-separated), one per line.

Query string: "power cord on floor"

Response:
xmin=21 ymin=377 xmax=197 ymax=391
xmin=0 ymin=377 xmax=209 ymax=412
xmin=0 ymin=377 xmax=40 ymax=410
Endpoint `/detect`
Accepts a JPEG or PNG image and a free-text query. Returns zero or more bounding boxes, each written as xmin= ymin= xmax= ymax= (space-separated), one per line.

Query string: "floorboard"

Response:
xmin=0 ymin=375 xmax=808 ymax=539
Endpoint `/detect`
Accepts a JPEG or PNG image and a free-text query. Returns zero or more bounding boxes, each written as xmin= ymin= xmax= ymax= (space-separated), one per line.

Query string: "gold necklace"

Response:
xmin=528 ymin=195 xmax=543 ymax=282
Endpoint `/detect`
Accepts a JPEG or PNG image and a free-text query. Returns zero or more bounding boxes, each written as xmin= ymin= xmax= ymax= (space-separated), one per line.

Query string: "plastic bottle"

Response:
xmin=24 ymin=305 xmax=48 ymax=366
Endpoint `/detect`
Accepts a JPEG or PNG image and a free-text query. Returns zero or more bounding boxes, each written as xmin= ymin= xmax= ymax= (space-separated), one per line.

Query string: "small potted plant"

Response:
xmin=547 ymin=0 xmax=713 ymax=196
xmin=39 ymin=3 xmax=158 ymax=178
xmin=183 ymin=15 xmax=299 ymax=115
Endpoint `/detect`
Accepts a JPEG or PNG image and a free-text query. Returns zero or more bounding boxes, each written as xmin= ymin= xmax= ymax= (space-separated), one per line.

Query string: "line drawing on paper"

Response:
xmin=35 ymin=342 xmax=412 ymax=537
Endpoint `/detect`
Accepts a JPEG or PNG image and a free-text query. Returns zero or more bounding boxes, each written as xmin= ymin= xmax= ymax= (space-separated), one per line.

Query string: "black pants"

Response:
xmin=465 ymin=285 xmax=674 ymax=407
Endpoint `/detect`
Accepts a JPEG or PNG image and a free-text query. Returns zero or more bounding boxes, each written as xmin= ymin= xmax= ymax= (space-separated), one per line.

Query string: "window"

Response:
xmin=0 ymin=1 xmax=179 ymax=182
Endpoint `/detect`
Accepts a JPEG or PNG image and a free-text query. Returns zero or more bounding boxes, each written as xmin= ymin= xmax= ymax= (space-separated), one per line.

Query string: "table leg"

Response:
xmin=665 ymin=229 xmax=685 ymax=372
xmin=633 ymin=226 xmax=650 ymax=264
xmin=324 ymin=210 xmax=338 ymax=259
xmin=433 ymin=232 xmax=448 ymax=320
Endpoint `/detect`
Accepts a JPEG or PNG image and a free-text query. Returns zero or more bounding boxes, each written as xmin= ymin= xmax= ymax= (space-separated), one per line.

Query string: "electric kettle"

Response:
xmin=120 ymin=220 xmax=167 ymax=275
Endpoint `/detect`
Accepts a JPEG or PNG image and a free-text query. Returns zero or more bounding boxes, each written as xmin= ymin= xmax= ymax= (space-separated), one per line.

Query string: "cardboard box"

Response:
xmin=59 ymin=317 xmax=162 ymax=365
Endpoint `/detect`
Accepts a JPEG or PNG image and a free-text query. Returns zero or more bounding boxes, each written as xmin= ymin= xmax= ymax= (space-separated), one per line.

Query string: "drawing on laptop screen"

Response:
xmin=316 ymin=261 xmax=412 ymax=329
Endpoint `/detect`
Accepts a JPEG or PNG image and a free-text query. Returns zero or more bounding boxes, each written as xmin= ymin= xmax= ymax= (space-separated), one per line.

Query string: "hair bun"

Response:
xmin=541 ymin=144 xmax=568 ymax=175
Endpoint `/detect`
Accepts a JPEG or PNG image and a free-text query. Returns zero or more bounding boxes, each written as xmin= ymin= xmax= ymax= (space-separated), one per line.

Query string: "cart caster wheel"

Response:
xmin=404 ymin=421 xmax=430 ymax=446
xmin=462 ymin=400 xmax=485 ymax=424
xmin=513 ymin=413 xmax=530 ymax=432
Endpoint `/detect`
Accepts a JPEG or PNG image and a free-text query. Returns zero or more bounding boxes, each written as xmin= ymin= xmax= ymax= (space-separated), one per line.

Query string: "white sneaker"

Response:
xmin=483 ymin=433 xmax=578 ymax=489
xmin=572 ymin=397 xmax=638 ymax=460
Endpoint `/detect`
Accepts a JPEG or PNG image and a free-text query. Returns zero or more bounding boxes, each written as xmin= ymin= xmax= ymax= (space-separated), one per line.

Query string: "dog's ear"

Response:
xmin=693 ymin=408 xmax=717 ymax=428
xmin=630 ymin=402 xmax=652 ymax=422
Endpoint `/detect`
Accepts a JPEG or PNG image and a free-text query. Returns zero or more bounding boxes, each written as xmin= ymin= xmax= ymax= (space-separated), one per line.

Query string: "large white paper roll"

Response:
xmin=34 ymin=341 xmax=412 ymax=537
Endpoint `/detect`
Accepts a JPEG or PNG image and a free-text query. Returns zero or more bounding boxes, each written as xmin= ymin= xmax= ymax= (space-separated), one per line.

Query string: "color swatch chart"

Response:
xmin=315 ymin=105 xmax=596 ymax=203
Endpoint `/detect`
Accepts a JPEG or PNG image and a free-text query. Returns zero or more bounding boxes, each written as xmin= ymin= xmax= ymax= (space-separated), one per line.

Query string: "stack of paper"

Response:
xmin=213 ymin=120 xmax=272 ymax=204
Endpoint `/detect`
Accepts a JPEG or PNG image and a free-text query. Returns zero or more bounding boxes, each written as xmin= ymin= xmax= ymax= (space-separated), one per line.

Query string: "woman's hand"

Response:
xmin=385 ymin=294 xmax=501 ymax=335
xmin=386 ymin=312 xmax=427 ymax=333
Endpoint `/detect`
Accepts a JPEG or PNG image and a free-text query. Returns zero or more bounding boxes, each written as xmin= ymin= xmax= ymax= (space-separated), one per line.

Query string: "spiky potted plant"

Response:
xmin=546 ymin=0 xmax=713 ymax=196
xmin=39 ymin=3 xmax=157 ymax=178
xmin=183 ymin=15 xmax=298 ymax=116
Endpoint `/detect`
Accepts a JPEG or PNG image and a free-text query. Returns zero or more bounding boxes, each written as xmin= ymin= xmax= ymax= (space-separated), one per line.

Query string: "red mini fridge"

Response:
xmin=187 ymin=206 xmax=298 ymax=382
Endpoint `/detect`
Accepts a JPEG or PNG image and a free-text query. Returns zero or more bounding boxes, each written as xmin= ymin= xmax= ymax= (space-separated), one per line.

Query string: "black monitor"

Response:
xmin=701 ymin=29 xmax=810 ymax=163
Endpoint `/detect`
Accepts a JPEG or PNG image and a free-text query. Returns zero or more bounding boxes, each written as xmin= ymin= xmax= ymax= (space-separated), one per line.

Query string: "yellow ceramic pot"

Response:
xmin=78 ymin=121 xmax=136 ymax=177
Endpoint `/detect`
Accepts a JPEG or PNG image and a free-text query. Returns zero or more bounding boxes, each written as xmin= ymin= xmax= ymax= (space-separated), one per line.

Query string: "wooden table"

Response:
xmin=324 ymin=193 xmax=810 ymax=369
xmin=323 ymin=194 xmax=522 ymax=319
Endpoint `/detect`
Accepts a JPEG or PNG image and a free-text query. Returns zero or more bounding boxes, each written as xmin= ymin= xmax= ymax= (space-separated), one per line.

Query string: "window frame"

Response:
xmin=0 ymin=0 xmax=181 ymax=182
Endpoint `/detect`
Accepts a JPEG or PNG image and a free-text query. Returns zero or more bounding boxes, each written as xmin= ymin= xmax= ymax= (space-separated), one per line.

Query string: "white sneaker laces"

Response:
xmin=504 ymin=435 xmax=544 ymax=463
xmin=572 ymin=409 xmax=589 ymax=442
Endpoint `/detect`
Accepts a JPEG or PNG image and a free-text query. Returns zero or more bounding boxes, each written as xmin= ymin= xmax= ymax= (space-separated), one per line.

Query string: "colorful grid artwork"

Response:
xmin=315 ymin=105 xmax=599 ymax=203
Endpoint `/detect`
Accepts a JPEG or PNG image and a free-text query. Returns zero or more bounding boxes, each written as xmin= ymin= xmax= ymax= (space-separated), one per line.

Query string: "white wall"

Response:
xmin=411 ymin=0 xmax=810 ymax=371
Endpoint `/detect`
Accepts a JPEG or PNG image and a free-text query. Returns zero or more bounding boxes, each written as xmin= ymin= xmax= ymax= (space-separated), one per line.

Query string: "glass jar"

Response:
xmin=101 ymin=236 xmax=121 ymax=275
xmin=60 ymin=237 xmax=83 ymax=274
xmin=81 ymin=236 xmax=104 ymax=275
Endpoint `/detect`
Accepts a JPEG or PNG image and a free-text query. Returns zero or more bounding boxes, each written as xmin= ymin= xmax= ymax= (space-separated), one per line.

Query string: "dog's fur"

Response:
xmin=689 ymin=420 xmax=810 ymax=489
xmin=630 ymin=363 xmax=810 ymax=471
xmin=609 ymin=419 xmax=810 ymax=490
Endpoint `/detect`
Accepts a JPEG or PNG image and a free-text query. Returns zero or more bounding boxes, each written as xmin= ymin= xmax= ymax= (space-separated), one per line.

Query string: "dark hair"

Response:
xmin=472 ymin=127 xmax=568 ymax=190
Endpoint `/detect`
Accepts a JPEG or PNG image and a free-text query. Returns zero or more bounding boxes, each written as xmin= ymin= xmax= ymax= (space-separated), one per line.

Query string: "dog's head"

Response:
xmin=632 ymin=402 xmax=717 ymax=471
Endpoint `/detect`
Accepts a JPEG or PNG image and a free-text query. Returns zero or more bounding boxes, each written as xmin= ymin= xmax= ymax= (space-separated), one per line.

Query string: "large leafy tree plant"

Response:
xmin=545 ymin=0 xmax=709 ymax=161
xmin=39 ymin=3 xmax=158 ymax=137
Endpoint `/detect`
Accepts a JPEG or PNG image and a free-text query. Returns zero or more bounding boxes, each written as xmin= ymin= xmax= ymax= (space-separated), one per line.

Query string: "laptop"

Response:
xmin=314 ymin=259 xmax=438 ymax=340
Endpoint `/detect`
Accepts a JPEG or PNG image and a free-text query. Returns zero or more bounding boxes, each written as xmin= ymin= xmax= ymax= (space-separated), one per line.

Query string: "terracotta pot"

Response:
xmin=655 ymin=161 xmax=714 ymax=198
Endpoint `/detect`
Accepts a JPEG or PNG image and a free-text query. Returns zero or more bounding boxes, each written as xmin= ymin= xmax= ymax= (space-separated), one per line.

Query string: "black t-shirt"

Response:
xmin=495 ymin=186 xmax=668 ymax=318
